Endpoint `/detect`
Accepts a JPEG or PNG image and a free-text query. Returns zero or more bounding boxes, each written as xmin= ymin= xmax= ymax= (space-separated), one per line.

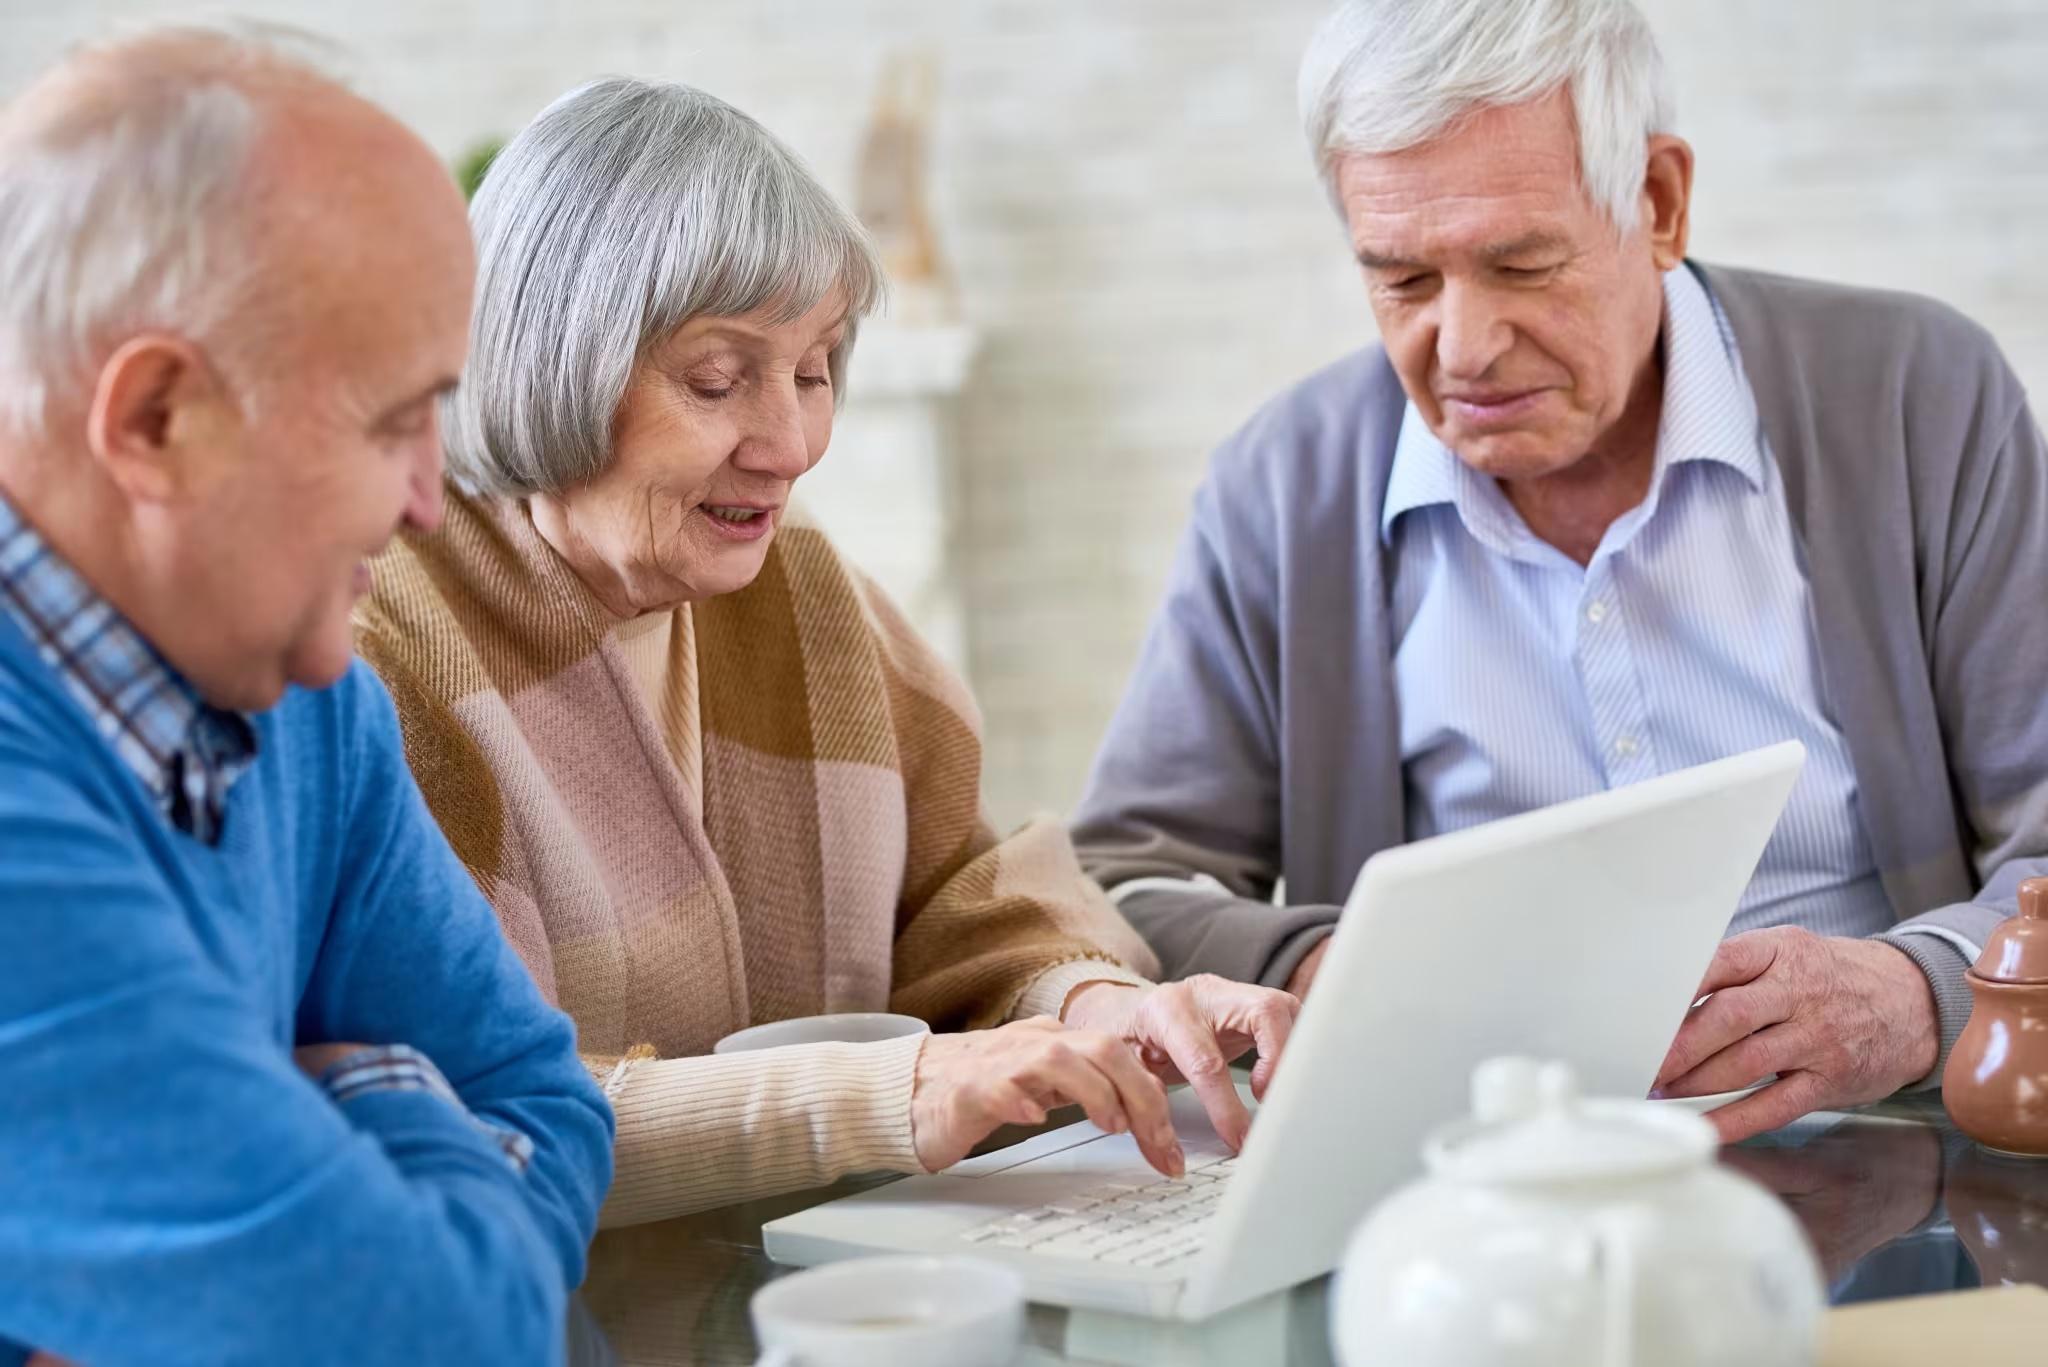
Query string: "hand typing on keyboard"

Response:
xmin=911 ymin=1017 xmax=1185 ymax=1176
xmin=961 ymin=1152 xmax=1241 ymax=1269
xmin=1058 ymin=974 xmax=1300 ymax=1154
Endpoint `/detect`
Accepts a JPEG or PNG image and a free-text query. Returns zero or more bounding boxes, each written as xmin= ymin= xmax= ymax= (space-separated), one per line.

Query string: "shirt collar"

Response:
xmin=0 ymin=492 xmax=256 ymax=834
xmin=1657 ymin=260 xmax=1764 ymax=492
xmin=1380 ymin=261 xmax=1765 ymax=548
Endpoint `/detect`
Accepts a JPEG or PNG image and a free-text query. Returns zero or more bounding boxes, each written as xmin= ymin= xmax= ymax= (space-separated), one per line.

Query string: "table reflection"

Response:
xmin=1722 ymin=1115 xmax=1948 ymax=1287
xmin=569 ymin=1095 xmax=2048 ymax=1365
xmin=1947 ymin=1142 xmax=2048 ymax=1288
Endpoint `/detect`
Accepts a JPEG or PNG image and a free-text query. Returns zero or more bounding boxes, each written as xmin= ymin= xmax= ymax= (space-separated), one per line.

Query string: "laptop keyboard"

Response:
xmin=958 ymin=1152 xmax=1238 ymax=1268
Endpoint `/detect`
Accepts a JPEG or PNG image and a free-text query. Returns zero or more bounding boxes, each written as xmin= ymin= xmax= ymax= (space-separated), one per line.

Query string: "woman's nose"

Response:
xmin=732 ymin=384 xmax=815 ymax=480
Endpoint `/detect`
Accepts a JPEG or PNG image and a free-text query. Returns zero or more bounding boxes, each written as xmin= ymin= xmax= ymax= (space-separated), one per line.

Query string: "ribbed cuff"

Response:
xmin=1012 ymin=957 xmax=1155 ymax=1022
xmin=1875 ymin=931 xmax=1975 ymax=1093
xmin=598 ymin=1031 xmax=927 ymax=1226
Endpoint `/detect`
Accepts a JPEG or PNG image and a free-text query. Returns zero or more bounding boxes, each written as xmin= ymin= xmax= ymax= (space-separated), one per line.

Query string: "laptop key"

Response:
xmin=1028 ymin=1234 xmax=1113 ymax=1260
xmin=990 ymin=1219 xmax=1087 ymax=1249
xmin=1044 ymin=1197 xmax=1101 ymax=1216
xmin=956 ymin=1160 xmax=1237 ymax=1259
xmin=1088 ymin=1231 xmax=1161 ymax=1261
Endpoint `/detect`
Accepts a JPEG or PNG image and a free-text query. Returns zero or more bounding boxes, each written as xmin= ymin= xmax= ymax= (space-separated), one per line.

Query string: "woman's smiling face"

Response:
xmin=531 ymin=290 xmax=847 ymax=615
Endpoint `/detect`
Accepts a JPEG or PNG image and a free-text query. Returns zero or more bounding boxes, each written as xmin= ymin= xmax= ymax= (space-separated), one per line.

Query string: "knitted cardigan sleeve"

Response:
xmin=592 ymin=569 xmax=1159 ymax=1227
xmin=354 ymin=542 xmax=1156 ymax=1229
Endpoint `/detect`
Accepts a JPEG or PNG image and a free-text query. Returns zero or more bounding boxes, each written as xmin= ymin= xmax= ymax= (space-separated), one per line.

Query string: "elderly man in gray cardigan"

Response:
xmin=1075 ymin=0 xmax=2047 ymax=1144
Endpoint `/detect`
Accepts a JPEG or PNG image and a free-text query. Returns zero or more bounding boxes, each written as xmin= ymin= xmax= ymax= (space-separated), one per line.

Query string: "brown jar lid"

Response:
xmin=1974 ymin=878 xmax=2048 ymax=984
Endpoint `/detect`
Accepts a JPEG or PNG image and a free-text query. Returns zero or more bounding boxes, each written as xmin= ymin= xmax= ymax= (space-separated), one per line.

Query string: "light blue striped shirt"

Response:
xmin=1384 ymin=263 xmax=1894 ymax=938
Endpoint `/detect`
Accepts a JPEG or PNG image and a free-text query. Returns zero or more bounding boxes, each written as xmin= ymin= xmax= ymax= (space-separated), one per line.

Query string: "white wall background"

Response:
xmin=4 ymin=0 xmax=2044 ymax=825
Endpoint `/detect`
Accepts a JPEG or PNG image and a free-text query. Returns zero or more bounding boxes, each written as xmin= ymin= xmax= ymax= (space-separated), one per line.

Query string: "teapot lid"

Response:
xmin=1972 ymin=878 xmax=2048 ymax=985
xmin=1424 ymin=1058 xmax=1716 ymax=1186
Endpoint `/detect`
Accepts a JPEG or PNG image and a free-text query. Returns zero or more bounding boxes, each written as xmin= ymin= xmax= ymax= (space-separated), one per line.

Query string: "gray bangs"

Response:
xmin=445 ymin=76 xmax=886 ymax=498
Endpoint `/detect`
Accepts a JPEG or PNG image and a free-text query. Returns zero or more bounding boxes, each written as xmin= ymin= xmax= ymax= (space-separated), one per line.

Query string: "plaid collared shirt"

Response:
xmin=318 ymin=1045 xmax=535 ymax=1174
xmin=0 ymin=494 xmax=257 ymax=844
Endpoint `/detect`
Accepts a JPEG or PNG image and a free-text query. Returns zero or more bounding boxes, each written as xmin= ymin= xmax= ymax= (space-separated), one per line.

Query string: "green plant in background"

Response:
xmin=455 ymin=137 xmax=504 ymax=201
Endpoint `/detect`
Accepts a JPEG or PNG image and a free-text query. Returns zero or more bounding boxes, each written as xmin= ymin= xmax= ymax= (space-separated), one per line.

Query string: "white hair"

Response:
xmin=0 ymin=24 xmax=346 ymax=435
xmin=445 ymin=78 xmax=887 ymax=498
xmin=1298 ymin=0 xmax=1675 ymax=229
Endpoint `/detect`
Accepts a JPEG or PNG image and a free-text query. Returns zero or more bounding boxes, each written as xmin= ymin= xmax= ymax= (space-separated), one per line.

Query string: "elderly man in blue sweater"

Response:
xmin=1075 ymin=0 xmax=2048 ymax=1143
xmin=0 ymin=28 xmax=611 ymax=1367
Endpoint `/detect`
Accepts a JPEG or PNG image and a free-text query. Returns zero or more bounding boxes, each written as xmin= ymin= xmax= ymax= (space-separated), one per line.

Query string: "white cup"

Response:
xmin=713 ymin=1012 xmax=931 ymax=1055
xmin=749 ymin=1254 xmax=1026 ymax=1367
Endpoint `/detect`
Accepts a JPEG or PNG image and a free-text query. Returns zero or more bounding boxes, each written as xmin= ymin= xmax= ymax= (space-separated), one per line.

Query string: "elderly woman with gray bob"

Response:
xmin=356 ymin=76 xmax=1301 ymax=1228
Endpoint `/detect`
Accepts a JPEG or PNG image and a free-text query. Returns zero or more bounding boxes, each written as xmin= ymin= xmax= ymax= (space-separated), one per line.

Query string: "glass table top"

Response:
xmin=567 ymin=1091 xmax=2048 ymax=1365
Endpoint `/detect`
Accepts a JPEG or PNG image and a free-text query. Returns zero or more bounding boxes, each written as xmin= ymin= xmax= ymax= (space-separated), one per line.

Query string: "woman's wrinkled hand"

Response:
xmin=909 ymin=1017 xmax=1182 ymax=1176
xmin=1060 ymin=977 xmax=1301 ymax=1154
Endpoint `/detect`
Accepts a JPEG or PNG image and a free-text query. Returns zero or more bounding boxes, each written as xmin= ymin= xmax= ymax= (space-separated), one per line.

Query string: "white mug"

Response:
xmin=749 ymin=1254 xmax=1026 ymax=1367
xmin=713 ymin=1012 xmax=930 ymax=1055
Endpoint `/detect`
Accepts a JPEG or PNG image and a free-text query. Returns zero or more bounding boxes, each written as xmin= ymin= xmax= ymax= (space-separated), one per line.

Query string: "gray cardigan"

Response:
xmin=1071 ymin=262 xmax=2048 ymax=1080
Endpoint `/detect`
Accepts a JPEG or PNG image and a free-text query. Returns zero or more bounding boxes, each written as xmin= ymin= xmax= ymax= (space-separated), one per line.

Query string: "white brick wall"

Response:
xmin=6 ymin=1 xmax=2044 ymax=825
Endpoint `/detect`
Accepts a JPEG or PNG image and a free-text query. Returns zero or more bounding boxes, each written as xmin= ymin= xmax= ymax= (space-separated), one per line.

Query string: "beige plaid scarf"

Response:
xmin=354 ymin=485 xmax=1154 ymax=1222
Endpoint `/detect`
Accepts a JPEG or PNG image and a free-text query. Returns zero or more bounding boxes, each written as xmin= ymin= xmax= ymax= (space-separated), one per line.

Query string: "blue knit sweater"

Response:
xmin=0 ymin=611 xmax=613 ymax=1365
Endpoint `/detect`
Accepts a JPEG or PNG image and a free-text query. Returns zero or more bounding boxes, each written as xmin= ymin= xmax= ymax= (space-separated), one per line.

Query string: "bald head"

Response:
xmin=0 ymin=24 xmax=474 ymax=711
xmin=4 ymin=23 xmax=348 ymax=147
xmin=0 ymin=23 xmax=471 ymax=433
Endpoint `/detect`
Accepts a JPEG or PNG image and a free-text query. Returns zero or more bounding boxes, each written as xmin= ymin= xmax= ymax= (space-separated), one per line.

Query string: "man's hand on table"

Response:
xmin=1654 ymin=926 xmax=1939 ymax=1143
xmin=1059 ymin=976 xmax=1301 ymax=1155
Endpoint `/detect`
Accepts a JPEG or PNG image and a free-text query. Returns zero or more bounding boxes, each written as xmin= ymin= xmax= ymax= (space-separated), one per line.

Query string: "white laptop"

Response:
xmin=765 ymin=741 xmax=1806 ymax=1321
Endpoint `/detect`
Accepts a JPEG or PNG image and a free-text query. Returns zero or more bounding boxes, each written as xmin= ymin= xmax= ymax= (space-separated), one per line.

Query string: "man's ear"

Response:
xmin=1639 ymin=133 xmax=1695 ymax=271
xmin=84 ymin=335 xmax=238 ymax=503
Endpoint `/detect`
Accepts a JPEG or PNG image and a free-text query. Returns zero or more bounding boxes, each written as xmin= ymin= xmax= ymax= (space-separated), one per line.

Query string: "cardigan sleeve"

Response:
xmin=1069 ymin=480 xmax=1345 ymax=989
xmin=1878 ymin=393 xmax=2048 ymax=1080
xmin=594 ymin=1032 xmax=925 ymax=1227
xmin=358 ymin=622 xmax=932 ymax=1229
xmin=591 ymin=967 xmax=1165 ymax=1228
xmin=845 ymin=572 xmax=1160 ymax=1030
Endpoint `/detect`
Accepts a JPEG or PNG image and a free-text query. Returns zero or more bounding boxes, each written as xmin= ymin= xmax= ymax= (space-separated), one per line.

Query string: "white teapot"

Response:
xmin=1330 ymin=1058 xmax=1824 ymax=1367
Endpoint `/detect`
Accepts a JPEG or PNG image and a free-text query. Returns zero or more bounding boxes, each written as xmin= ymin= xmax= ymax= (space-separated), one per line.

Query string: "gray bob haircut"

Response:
xmin=445 ymin=77 xmax=887 ymax=497
xmin=1298 ymin=0 xmax=1675 ymax=230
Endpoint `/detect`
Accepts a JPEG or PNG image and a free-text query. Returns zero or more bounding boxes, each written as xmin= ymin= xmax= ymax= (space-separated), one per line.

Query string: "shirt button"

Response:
xmin=1613 ymin=735 xmax=1640 ymax=758
xmin=1586 ymin=601 xmax=1610 ymax=624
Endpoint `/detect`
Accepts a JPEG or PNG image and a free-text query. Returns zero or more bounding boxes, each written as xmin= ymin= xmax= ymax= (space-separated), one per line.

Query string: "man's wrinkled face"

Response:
xmin=168 ymin=100 xmax=475 ymax=710
xmin=1334 ymin=89 xmax=1669 ymax=481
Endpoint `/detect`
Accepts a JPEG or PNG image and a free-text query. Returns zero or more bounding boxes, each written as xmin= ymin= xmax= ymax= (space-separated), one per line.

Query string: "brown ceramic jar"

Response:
xmin=1943 ymin=877 xmax=2048 ymax=1157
